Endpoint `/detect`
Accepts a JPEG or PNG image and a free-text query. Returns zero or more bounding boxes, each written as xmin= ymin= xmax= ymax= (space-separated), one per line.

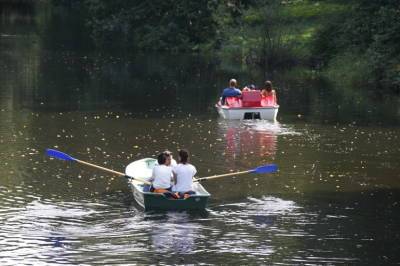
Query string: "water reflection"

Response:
xmin=219 ymin=120 xmax=279 ymax=166
xmin=207 ymin=196 xmax=303 ymax=260
xmin=213 ymin=196 xmax=302 ymax=228
xmin=150 ymin=212 xmax=202 ymax=254
xmin=0 ymin=185 xmax=368 ymax=265
xmin=0 ymin=197 xmax=90 ymax=265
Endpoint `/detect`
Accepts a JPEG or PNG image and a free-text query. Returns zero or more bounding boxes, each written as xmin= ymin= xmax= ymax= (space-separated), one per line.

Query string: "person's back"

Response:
xmin=172 ymin=149 xmax=197 ymax=193
xmin=150 ymin=153 xmax=173 ymax=191
xmin=260 ymin=80 xmax=277 ymax=106
xmin=221 ymin=79 xmax=241 ymax=105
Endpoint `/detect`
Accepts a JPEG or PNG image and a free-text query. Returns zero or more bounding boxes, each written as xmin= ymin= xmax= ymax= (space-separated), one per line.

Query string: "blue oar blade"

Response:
xmin=46 ymin=149 xmax=76 ymax=161
xmin=251 ymin=164 xmax=278 ymax=174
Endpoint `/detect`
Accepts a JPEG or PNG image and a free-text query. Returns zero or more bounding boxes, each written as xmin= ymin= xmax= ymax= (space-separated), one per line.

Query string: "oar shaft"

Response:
xmin=195 ymin=169 xmax=252 ymax=181
xmin=75 ymin=159 xmax=151 ymax=185
xmin=76 ymin=159 xmax=125 ymax=176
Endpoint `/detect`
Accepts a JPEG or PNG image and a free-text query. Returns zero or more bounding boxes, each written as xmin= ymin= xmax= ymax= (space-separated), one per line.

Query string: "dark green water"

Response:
xmin=1 ymin=16 xmax=400 ymax=265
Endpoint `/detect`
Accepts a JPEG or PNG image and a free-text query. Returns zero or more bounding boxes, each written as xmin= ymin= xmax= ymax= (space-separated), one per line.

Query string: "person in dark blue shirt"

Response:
xmin=221 ymin=79 xmax=242 ymax=105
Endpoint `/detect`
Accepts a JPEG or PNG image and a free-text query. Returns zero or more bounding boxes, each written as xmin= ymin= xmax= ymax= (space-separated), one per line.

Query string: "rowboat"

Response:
xmin=125 ymin=158 xmax=211 ymax=211
xmin=216 ymin=104 xmax=279 ymax=120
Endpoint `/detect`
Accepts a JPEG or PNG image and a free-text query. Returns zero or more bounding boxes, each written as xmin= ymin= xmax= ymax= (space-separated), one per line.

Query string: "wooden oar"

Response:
xmin=195 ymin=164 xmax=278 ymax=182
xmin=46 ymin=149 xmax=151 ymax=185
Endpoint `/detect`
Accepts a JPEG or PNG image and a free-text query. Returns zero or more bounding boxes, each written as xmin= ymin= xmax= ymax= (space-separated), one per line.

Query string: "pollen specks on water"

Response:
xmin=0 ymin=97 xmax=400 ymax=265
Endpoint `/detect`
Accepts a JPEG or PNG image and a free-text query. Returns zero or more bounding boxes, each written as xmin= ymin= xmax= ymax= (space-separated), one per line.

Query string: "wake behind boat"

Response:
xmin=125 ymin=158 xmax=210 ymax=211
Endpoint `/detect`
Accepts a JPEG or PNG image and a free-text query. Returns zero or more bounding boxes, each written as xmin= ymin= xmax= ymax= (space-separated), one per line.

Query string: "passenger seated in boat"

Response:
xmin=221 ymin=79 xmax=241 ymax=106
xmin=260 ymin=80 xmax=277 ymax=107
xmin=164 ymin=150 xmax=177 ymax=167
xmin=149 ymin=153 xmax=174 ymax=193
xmin=172 ymin=149 xmax=197 ymax=199
xmin=242 ymin=84 xmax=256 ymax=92
xmin=154 ymin=150 xmax=177 ymax=167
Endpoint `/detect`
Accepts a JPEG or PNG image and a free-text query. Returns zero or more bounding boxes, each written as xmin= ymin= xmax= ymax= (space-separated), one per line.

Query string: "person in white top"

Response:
xmin=172 ymin=149 xmax=197 ymax=196
xmin=149 ymin=153 xmax=173 ymax=192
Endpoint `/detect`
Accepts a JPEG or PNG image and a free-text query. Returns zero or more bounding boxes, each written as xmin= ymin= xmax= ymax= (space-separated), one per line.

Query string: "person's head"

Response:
xmin=249 ymin=84 xmax=256 ymax=90
xmin=163 ymin=150 xmax=173 ymax=166
xmin=264 ymin=80 xmax=273 ymax=92
xmin=229 ymin=79 xmax=237 ymax=88
xmin=178 ymin=149 xmax=189 ymax=164
xmin=157 ymin=152 xmax=167 ymax=165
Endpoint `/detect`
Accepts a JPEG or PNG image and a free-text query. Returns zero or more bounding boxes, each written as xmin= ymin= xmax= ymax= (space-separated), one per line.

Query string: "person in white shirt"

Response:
xmin=172 ymin=149 xmax=197 ymax=197
xmin=149 ymin=153 xmax=173 ymax=192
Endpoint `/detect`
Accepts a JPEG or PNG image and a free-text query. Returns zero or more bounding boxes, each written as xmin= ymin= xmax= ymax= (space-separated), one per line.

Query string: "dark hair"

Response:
xmin=163 ymin=150 xmax=172 ymax=156
xmin=157 ymin=152 xmax=167 ymax=165
xmin=264 ymin=80 xmax=273 ymax=92
xmin=178 ymin=149 xmax=189 ymax=164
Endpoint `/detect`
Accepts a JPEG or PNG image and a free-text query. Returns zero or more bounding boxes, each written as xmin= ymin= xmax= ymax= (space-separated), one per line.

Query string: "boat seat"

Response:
xmin=225 ymin=97 xmax=242 ymax=107
xmin=242 ymin=91 xmax=261 ymax=107
xmin=261 ymin=95 xmax=276 ymax=106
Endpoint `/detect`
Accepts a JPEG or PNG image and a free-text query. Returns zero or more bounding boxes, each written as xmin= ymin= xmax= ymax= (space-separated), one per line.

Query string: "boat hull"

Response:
xmin=129 ymin=181 xmax=209 ymax=211
xmin=216 ymin=104 xmax=279 ymax=120
xmin=125 ymin=158 xmax=210 ymax=211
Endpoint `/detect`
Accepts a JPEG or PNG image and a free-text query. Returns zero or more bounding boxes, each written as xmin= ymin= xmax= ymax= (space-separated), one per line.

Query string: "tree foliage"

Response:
xmin=83 ymin=0 xmax=218 ymax=51
xmin=312 ymin=0 xmax=400 ymax=93
xmin=43 ymin=0 xmax=400 ymax=93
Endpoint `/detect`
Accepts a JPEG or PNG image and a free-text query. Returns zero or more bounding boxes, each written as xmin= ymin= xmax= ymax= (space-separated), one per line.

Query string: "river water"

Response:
xmin=1 ymin=20 xmax=400 ymax=265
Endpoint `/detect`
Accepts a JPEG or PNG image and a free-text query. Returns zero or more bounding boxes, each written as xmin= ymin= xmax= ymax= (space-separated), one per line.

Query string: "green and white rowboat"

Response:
xmin=125 ymin=158 xmax=210 ymax=211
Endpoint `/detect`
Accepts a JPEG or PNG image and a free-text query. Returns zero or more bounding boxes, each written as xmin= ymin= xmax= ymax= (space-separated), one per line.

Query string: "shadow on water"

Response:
xmin=296 ymin=188 xmax=400 ymax=265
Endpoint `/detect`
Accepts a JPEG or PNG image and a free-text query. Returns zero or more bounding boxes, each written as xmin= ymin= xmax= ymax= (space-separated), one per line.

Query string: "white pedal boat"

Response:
xmin=216 ymin=104 xmax=279 ymax=120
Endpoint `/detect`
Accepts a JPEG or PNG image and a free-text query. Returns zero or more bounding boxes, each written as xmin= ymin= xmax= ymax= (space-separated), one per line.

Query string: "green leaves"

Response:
xmin=312 ymin=0 xmax=400 ymax=93
xmin=83 ymin=0 xmax=218 ymax=51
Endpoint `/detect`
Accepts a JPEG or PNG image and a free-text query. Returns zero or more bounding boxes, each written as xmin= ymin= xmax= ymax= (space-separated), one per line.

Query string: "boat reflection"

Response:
xmin=221 ymin=120 xmax=279 ymax=165
xmin=149 ymin=212 xmax=202 ymax=254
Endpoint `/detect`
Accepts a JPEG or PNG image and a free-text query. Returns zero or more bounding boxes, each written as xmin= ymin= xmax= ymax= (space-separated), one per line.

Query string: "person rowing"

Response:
xmin=149 ymin=153 xmax=173 ymax=193
xmin=148 ymin=150 xmax=184 ymax=199
xmin=172 ymin=149 xmax=197 ymax=198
